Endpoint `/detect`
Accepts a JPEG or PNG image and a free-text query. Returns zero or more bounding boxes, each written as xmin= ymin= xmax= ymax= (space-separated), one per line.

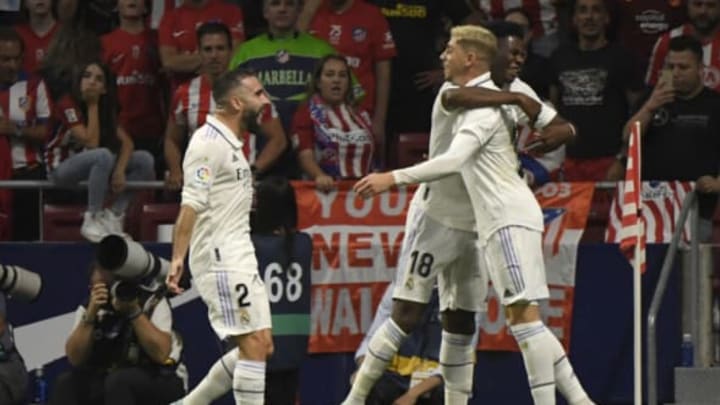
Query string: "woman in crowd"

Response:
xmin=292 ymin=55 xmax=375 ymax=191
xmin=44 ymin=61 xmax=154 ymax=241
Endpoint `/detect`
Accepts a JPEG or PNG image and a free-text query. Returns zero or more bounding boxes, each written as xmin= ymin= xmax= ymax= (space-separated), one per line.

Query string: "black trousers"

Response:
xmin=49 ymin=367 xmax=184 ymax=405
xmin=11 ymin=165 xmax=45 ymax=241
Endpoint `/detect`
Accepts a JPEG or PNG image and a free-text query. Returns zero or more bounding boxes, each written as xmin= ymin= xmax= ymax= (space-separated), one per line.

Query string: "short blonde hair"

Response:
xmin=450 ymin=25 xmax=497 ymax=62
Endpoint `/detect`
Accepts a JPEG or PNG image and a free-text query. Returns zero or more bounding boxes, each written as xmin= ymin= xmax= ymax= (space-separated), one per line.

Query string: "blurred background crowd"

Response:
xmin=0 ymin=0 xmax=718 ymax=243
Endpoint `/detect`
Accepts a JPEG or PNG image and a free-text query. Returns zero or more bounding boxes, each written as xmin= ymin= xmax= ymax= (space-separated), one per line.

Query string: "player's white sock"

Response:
xmin=551 ymin=344 xmax=593 ymax=404
xmin=510 ymin=321 xmax=556 ymax=405
xmin=341 ymin=319 xmax=407 ymax=405
xmin=232 ymin=359 xmax=265 ymax=405
xmin=181 ymin=348 xmax=237 ymax=404
xmin=439 ymin=331 xmax=475 ymax=404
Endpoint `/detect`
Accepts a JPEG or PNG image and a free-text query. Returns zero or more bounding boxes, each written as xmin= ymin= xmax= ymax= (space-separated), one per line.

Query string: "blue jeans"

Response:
xmin=48 ymin=149 xmax=155 ymax=214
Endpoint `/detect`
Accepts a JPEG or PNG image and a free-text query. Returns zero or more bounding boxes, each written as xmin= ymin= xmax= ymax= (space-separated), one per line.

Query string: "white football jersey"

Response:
xmin=504 ymin=78 xmax=557 ymax=129
xmin=393 ymin=73 xmax=544 ymax=244
xmin=454 ymin=78 xmax=544 ymax=242
xmin=414 ymin=79 xmax=495 ymax=232
xmin=181 ymin=115 xmax=256 ymax=275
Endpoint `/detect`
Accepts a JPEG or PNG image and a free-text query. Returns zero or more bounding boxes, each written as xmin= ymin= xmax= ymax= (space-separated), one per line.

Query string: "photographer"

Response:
xmin=0 ymin=292 xmax=28 ymax=405
xmin=49 ymin=262 xmax=186 ymax=405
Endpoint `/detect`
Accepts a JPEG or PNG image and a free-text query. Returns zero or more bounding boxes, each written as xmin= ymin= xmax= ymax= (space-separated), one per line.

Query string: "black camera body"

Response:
xmin=110 ymin=280 xmax=141 ymax=302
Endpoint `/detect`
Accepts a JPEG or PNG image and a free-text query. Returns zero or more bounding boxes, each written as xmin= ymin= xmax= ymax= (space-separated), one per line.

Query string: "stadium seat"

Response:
xmin=139 ymin=203 xmax=180 ymax=241
xmin=42 ymin=204 xmax=85 ymax=241
xmin=396 ymin=132 xmax=430 ymax=168
xmin=124 ymin=190 xmax=155 ymax=240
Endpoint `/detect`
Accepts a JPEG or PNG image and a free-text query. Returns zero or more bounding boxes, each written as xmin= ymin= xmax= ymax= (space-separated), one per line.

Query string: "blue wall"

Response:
xmin=1 ymin=243 xmax=680 ymax=404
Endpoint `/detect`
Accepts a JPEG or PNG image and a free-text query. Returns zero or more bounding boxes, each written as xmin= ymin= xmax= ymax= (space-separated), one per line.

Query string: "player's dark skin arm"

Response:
xmin=253 ymin=116 xmax=287 ymax=174
xmin=442 ymin=87 xmax=541 ymax=126
xmin=442 ymin=88 xmax=575 ymax=152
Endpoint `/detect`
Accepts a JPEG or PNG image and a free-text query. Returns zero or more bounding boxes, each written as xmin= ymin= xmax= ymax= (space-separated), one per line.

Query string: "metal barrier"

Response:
xmin=647 ymin=190 xmax=698 ymax=404
xmin=0 ymin=180 xmax=167 ymax=241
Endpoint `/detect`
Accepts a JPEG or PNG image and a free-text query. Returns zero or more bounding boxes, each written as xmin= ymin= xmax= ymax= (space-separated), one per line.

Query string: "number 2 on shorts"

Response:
xmin=236 ymin=283 xmax=250 ymax=307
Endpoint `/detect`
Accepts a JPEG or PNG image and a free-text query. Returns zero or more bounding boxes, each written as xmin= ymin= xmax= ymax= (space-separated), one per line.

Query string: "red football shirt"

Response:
xmin=102 ymin=28 xmax=166 ymax=141
xmin=158 ymin=0 xmax=245 ymax=87
xmin=14 ymin=22 xmax=59 ymax=73
xmin=310 ymin=0 xmax=396 ymax=113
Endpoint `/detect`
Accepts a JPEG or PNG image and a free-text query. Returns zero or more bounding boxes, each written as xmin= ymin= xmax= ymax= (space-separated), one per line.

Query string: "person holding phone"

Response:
xmin=609 ymin=35 xmax=720 ymax=242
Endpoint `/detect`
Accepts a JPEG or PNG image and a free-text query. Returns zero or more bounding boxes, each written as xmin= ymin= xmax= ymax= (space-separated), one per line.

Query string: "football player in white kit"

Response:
xmin=343 ymin=24 xmax=555 ymax=405
xmin=166 ymin=68 xmax=273 ymax=405
xmin=355 ymin=24 xmax=594 ymax=405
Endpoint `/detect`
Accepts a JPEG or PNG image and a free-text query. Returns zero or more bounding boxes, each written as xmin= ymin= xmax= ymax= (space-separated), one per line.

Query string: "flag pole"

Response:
xmin=632 ymin=120 xmax=643 ymax=405
xmin=634 ymin=228 xmax=642 ymax=404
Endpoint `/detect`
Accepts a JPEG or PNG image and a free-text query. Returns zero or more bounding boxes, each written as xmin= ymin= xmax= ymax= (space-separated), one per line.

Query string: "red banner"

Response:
xmin=296 ymin=181 xmax=594 ymax=353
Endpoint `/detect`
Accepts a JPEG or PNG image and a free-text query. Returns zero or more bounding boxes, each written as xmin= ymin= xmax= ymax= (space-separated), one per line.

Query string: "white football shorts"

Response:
xmin=193 ymin=269 xmax=272 ymax=339
xmin=393 ymin=205 xmax=487 ymax=312
xmin=481 ymin=226 xmax=549 ymax=306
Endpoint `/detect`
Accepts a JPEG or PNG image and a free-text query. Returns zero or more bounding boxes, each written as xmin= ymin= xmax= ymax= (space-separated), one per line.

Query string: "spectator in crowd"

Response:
xmin=49 ymin=262 xmax=186 ymax=405
xmin=102 ymin=0 xmax=166 ymax=171
xmin=646 ymin=0 xmax=720 ymax=92
xmin=252 ymin=176 xmax=305 ymax=405
xmin=360 ymin=0 xmax=471 ymax=162
xmin=611 ymin=36 xmax=720 ymax=242
xmin=229 ymin=0 xmax=337 ymax=178
xmin=0 ymin=292 xmax=28 ymax=405
xmin=549 ymin=0 xmax=643 ymax=181
xmin=45 ymin=61 xmax=155 ymax=242
xmin=476 ymin=0 xmax=561 ymax=58
xmin=158 ymin=0 xmax=245 ymax=90
xmin=164 ymin=22 xmax=286 ymax=190
xmin=13 ymin=0 xmax=59 ymax=74
xmin=37 ymin=9 xmax=102 ymax=103
xmin=612 ymin=0 xmax=685 ymax=75
xmin=505 ymin=7 xmax=553 ymax=100
xmin=306 ymin=0 xmax=396 ymax=168
xmin=0 ymin=28 xmax=49 ymax=241
xmin=292 ymin=55 xmax=374 ymax=191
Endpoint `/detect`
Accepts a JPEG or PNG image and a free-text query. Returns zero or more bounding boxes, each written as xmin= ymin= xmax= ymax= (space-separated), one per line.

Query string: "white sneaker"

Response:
xmin=100 ymin=209 xmax=126 ymax=236
xmin=81 ymin=211 xmax=108 ymax=242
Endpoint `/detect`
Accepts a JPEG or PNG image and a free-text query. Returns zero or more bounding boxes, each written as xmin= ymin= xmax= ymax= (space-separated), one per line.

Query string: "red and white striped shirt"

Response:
xmin=0 ymin=77 xmax=49 ymax=169
xmin=44 ymin=94 xmax=84 ymax=172
xmin=171 ymin=75 xmax=275 ymax=163
xmin=606 ymin=180 xmax=694 ymax=244
xmin=646 ymin=24 xmax=720 ymax=91
xmin=478 ymin=0 xmax=558 ymax=38
xmin=292 ymin=95 xmax=374 ymax=179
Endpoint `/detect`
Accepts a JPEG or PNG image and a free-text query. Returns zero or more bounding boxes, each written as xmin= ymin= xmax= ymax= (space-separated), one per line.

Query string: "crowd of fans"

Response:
xmin=0 ymin=0 xmax=719 ymax=242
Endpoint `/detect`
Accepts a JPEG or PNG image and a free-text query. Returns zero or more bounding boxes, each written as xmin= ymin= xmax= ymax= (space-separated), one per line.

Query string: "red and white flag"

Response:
xmin=617 ymin=122 xmax=646 ymax=273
